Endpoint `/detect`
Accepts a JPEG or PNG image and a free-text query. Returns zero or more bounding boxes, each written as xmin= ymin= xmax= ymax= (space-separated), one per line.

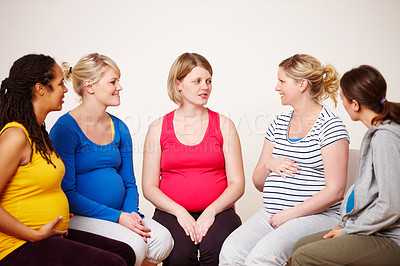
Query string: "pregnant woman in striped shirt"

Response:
xmin=220 ymin=54 xmax=349 ymax=265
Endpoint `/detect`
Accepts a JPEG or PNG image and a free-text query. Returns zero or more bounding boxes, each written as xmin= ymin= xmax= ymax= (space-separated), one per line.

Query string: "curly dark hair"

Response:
xmin=0 ymin=54 xmax=59 ymax=166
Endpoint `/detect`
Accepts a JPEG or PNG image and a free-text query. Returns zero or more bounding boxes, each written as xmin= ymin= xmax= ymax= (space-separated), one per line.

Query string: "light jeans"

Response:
xmin=219 ymin=208 xmax=339 ymax=266
xmin=69 ymin=215 xmax=174 ymax=266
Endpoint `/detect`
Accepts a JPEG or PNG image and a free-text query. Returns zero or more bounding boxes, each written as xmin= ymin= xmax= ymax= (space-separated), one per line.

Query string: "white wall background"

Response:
xmin=1 ymin=0 xmax=399 ymax=221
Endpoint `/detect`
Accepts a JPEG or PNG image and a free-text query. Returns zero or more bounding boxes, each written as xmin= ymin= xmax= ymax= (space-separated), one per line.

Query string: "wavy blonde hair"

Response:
xmin=61 ymin=53 xmax=120 ymax=97
xmin=279 ymin=54 xmax=339 ymax=106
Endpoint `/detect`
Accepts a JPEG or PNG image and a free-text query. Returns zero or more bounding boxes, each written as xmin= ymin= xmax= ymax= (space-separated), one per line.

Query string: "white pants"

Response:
xmin=69 ymin=215 xmax=174 ymax=266
xmin=219 ymin=208 xmax=339 ymax=266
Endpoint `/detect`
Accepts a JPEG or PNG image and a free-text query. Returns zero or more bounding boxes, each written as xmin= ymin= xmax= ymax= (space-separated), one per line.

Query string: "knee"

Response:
xmin=199 ymin=249 xmax=219 ymax=265
xmin=219 ymin=236 xmax=237 ymax=258
xmin=219 ymin=237 xmax=242 ymax=265
xmin=199 ymin=237 xmax=226 ymax=265
xmin=147 ymin=227 xmax=174 ymax=263
xmin=291 ymin=246 xmax=308 ymax=266
xmin=245 ymin=252 xmax=281 ymax=266
xmin=164 ymin=248 xmax=198 ymax=266
xmin=293 ymin=236 xmax=309 ymax=252
xmin=127 ymin=239 xmax=147 ymax=265
xmin=162 ymin=236 xmax=197 ymax=266
xmin=245 ymin=244 xmax=287 ymax=266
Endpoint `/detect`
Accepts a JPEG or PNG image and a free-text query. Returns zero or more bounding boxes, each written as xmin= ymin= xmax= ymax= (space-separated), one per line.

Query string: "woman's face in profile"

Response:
xmin=90 ymin=68 xmax=122 ymax=107
xmin=275 ymin=67 xmax=301 ymax=106
xmin=339 ymin=87 xmax=358 ymax=121
xmin=46 ymin=64 xmax=68 ymax=112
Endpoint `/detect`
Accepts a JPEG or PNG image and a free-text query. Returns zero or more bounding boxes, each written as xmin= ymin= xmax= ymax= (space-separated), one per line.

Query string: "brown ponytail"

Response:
xmin=340 ymin=65 xmax=400 ymax=125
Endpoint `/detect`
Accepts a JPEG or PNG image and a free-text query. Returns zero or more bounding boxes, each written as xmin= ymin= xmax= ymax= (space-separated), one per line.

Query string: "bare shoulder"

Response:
xmin=150 ymin=117 xmax=163 ymax=128
xmin=145 ymin=117 xmax=164 ymax=141
xmin=148 ymin=117 xmax=163 ymax=131
xmin=0 ymin=127 xmax=29 ymax=148
xmin=0 ymin=127 xmax=31 ymax=163
xmin=219 ymin=114 xmax=238 ymax=135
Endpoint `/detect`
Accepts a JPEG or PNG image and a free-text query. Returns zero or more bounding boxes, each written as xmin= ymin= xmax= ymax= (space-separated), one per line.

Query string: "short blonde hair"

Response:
xmin=279 ymin=54 xmax=339 ymax=106
xmin=167 ymin=53 xmax=213 ymax=106
xmin=61 ymin=53 xmax=120 ymax=97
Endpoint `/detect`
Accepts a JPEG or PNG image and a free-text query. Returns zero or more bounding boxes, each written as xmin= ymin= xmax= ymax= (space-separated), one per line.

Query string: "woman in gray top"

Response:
xmin=292 ymin=65 xmax=400 ymax=266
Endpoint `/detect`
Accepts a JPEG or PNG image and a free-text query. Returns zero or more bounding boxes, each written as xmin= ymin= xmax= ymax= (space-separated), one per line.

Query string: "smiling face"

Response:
xmin=275 ymin=67 xmax=302 ymax=106
xmin=46 ymin=63 xmax=68 ymax=111
xmin=90 ymin=67 xmax=122 ymax=107
xmin=177 ymin=66 xmax=212 ymax=107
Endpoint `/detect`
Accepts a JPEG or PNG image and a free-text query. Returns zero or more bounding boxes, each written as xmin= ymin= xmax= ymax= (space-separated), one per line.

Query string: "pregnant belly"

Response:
xmin=77 ymin=168 xmax=125 ymax=209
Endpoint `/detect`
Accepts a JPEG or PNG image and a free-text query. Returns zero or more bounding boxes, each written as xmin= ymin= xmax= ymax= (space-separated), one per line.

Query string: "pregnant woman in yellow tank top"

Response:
xmin=0 ymin=54 xmax=135 ymax=266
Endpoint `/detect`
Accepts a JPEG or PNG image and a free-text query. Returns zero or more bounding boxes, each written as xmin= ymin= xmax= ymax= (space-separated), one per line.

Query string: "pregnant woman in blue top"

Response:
xmin=50 ymin=53 xmax=173 ymax=266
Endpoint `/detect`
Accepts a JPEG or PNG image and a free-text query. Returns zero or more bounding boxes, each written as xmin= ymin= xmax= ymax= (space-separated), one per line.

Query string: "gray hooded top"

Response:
xmin=339 ymin=122 xmax=400 ymax=246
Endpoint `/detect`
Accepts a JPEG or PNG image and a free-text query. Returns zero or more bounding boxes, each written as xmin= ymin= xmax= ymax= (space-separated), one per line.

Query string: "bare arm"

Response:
xmin=252 ymin=139 xmax=274 ymax=191
xmin=203 ymin=115 xmax=245 ymax=214
xmin=142 ymin=118 xmax=190 ymax=216
xmin=269 ymin=139 xmax=349 ymax=228
xmin=0 ymin=128 xmax=66 ymax=242
xmin=194 ymin=116 xmax=245 ymax=243
xmin=142 ymin=118 xmax=197 ymax=241
xmin=253 ymin=139 xmax=300 ymax=192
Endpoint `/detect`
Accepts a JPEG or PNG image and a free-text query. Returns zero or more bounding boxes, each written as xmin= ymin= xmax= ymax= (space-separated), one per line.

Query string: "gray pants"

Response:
xmin=292 ymin=230 xmax=400 ymax=266
xmin=219 ymin=208 xmax=339 ymax=266
xmin=68 ymin=215 xmax=174 ymax=266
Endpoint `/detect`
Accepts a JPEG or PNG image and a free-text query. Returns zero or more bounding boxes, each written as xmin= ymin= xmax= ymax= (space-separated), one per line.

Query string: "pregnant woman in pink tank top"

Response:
xmin=142 ymin=52 xmax=245 ymax=266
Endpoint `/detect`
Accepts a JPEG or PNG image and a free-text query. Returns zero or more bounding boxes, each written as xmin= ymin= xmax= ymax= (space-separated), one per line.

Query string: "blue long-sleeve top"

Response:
xmin=50 ymin=112 xmax=140 ymax=223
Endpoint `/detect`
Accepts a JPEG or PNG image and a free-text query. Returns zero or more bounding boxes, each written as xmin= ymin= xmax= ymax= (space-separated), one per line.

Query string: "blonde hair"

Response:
xmin=61 ymin=53 xmax=120 ymax=97
xmin=279 ymin=54 xmax=339 ymax=106
xmin=167 ymin=52 xmax=213 ymax=106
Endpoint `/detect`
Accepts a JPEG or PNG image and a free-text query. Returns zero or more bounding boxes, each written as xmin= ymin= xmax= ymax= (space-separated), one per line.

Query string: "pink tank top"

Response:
xmin=160 ymin=108 xmax=227 ymax=212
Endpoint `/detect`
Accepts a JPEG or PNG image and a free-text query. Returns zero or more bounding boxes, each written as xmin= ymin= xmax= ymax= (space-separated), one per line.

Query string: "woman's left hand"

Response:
xmin=269 ymin=208 xmax=297 ymax=229
xmin=129 ymin=212 xmax=152 ymax=243
xmin=118 ymin=212 xmax=151 ymax=242
xmin=194 ymin=209 xmax=216 ymax=244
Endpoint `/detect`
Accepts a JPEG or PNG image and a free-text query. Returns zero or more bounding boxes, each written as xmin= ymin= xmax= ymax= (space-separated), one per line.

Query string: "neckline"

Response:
xmin=67 ymin=112 xmax=116 ymax=146
xmin=171 ymin=108 xmax=211 ymax=147
xmin=286 ymin=106 xmax=324 ymax=143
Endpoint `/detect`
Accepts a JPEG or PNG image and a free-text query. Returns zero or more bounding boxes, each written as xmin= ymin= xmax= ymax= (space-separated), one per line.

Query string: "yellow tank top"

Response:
xmin=0 ymin=122 xmax=70 ymax=260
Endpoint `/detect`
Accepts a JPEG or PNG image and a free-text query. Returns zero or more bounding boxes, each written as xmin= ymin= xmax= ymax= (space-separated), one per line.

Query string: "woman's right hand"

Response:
xmin=176 ymin=209 xmax=197 ymax=243
xmin=35 ymin=216 xmax=67 ymax=242
xmin=266 ymin=157 xmax=300 ymax=178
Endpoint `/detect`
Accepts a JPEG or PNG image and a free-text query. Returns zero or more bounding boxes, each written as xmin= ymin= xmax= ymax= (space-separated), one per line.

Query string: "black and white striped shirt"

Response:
xmin=264 ymin=107 xmax=349 ymax=215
